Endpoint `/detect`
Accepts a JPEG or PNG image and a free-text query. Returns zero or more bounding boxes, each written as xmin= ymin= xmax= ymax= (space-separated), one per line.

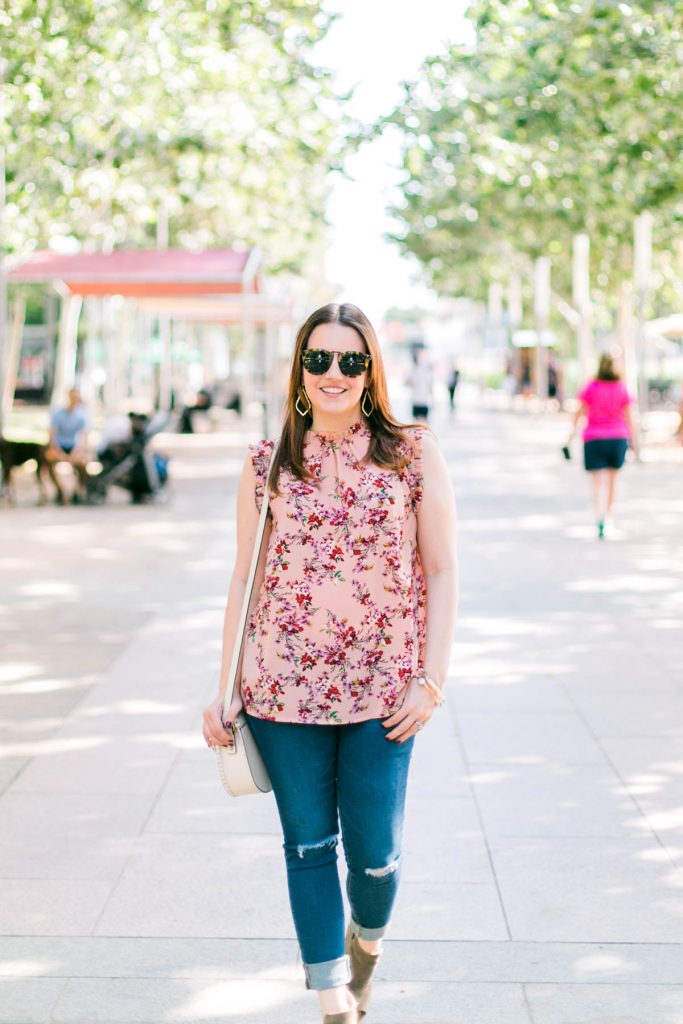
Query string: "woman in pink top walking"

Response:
xmin=566 ymin=353 xmax=639 ymax=539
xmin=202 ymin=303 xmax=458 ymax=1024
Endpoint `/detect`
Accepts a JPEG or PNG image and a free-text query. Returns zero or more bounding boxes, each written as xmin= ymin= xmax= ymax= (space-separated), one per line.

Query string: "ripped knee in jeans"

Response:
xmin=295 ymin=833 xmax=338 ymax=859
xmin=364 ymin=856 xmax=400 ymax=878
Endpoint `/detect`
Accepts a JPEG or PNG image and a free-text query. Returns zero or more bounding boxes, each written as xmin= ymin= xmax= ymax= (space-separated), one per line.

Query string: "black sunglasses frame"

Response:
xmin=301 ymin=349 xmax=372 ymax=378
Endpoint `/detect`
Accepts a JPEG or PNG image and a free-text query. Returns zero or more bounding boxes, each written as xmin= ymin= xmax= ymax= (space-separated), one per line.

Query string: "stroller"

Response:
xmin=87 ymin=412 xmax=170 ymax=505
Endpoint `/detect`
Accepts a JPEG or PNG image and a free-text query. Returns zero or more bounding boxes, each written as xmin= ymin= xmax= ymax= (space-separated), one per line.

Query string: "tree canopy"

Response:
xmin=1 ymin=0 xmax=347 ymax=274
xmin=384 ymin=0 xmax=683 ymax=320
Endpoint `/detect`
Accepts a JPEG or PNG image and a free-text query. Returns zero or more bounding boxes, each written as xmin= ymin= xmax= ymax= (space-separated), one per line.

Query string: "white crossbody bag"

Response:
xmin=215 ymin=443 xmax=278 ymax=797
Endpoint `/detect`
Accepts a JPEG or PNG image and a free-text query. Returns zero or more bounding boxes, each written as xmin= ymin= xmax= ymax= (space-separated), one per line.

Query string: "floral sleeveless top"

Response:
xmin=241 ymin=421 xmax=427 ymax=725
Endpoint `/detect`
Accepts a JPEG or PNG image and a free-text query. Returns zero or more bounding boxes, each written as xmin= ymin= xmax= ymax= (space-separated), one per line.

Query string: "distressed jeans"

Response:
xmin=247 ymin=714 xmax=415 ymax=990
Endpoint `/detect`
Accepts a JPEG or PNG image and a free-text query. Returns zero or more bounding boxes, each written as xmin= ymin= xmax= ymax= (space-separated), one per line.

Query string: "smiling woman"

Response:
xmin=202 ymin=302 xmax=458 ymax=1024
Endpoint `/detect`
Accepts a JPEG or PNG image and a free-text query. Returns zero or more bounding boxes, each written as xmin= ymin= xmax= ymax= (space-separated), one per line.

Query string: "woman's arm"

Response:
xmin=203 ymin=452 xmax=269 ymax=747
xmin=217 ymin=453 xmax=269 ymax=698
xmin=415 ymin=429 xmax=459 ymax=685
xmin=567 ymin=401 xmax=587 ymax=441
xmin=383 ymin=429 xmax=458 ymax=742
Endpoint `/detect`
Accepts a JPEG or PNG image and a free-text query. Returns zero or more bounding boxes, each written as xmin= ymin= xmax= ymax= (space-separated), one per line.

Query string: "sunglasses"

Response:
xmin=302 ymin=349 xmax=371 ymax=378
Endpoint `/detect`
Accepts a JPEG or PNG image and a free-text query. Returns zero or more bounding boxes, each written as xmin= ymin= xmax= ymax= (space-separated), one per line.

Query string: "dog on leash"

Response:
xmin=0 ymin=438 xmax=49 ymax=504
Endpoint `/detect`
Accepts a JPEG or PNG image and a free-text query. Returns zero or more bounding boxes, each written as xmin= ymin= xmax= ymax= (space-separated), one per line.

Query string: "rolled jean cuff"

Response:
xmin=351 ymin=918 xmax=389 ymax=941
xmin=304 ymin=955 xmax=352 ymax=991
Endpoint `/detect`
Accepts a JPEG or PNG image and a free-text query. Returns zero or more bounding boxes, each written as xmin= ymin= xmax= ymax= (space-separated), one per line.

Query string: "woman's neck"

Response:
xmin=309 ymin=407 xmax=362 ymax=435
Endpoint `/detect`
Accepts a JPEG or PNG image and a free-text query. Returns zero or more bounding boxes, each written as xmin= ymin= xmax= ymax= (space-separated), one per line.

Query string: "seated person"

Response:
xmin=178 ymin=385 xmax=213 ymax=433
xmin=46 ymin=388 xmax=90 ymax=503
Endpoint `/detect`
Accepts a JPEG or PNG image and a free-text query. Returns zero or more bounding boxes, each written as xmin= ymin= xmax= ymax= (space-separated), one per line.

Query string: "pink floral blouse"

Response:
xmin=241 ymin=421 xmax=427 ymax=725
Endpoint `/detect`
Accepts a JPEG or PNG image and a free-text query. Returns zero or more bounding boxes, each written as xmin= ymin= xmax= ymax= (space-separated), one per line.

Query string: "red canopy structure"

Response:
xmin=7 ymin=247 xmax=261 ymax=297
xmin=4 ymin=247 xmax=270 ymax=413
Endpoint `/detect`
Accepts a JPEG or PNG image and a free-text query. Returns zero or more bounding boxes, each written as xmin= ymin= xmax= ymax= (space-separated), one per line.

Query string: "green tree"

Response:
xmin=1 ymin=0 xmax=346 ymax=273
xmin=384 ymin=0 xmax=683 ymax=321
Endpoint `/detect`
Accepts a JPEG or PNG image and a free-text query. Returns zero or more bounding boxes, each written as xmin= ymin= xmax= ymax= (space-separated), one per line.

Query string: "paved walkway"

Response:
xmin=1 ymin=399 xmax=682 ymax=1024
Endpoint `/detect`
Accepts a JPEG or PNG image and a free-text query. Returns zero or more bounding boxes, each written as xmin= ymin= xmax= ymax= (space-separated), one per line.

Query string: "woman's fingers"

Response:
xmin=383 ymin=706 xmax=427 ymax=742
xmin=203 ymin=699 xmax=236 ymax=747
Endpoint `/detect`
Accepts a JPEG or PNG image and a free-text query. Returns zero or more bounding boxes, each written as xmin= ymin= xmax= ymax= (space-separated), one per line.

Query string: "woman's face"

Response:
xmin=303 ymin=322 xmax=369 ymax=422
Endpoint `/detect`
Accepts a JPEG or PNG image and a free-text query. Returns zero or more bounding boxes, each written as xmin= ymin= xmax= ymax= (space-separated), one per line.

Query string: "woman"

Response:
xmin=202 ymin=303 xmax=458 ymax=1024
xmin=566 ymin=352 xmax=638 ymax=539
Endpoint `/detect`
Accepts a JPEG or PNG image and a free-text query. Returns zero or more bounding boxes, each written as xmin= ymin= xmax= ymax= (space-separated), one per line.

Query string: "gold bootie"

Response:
xmin=323 ymin=1012 xmax=358 ymax=1024
xmin=346 ymin=924 xmax=381 ymax=1019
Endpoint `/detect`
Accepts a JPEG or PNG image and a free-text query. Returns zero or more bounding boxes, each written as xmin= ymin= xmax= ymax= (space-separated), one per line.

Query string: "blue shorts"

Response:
xmin=584 ymin=438 xmax=628 ymax=471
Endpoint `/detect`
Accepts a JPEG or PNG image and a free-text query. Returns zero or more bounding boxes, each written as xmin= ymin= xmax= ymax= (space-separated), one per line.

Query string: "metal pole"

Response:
xmin=0 ymin=146 xmax=7 ymax=434
xmin=534 ymin=256 xmax=550 ymax=403
xmin=508 ymin=274 xmax=522 ymax=331
xmin=634 ymin=212 xmax=653 ymax=414
xmin=572 ymin=234 xmax=593 ymax=385
xmin=156 ymin=205 xmax=172 ymax=410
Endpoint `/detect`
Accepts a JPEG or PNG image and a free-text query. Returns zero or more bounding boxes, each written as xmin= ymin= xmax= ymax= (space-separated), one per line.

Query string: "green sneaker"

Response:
xmin=598 ymin=519 xmax=605 ymax=540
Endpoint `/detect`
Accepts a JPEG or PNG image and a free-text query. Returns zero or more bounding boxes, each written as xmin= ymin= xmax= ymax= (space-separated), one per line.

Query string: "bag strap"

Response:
xmin=221 ymin=440 xmax=279 ymax=721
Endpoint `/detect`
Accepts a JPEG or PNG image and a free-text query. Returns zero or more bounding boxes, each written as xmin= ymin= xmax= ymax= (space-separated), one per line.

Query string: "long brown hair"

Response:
xmin=268 ymin=302 xmax=419 ymax=492
xmin=597 ymin=353 xmax=621 ymax=381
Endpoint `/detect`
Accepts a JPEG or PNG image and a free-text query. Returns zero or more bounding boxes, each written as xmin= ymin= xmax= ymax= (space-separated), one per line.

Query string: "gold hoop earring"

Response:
xmin=295 ymin=389 xmax=312 ymax=417
xmin=361 ymin=389 xmax=374 ymax=417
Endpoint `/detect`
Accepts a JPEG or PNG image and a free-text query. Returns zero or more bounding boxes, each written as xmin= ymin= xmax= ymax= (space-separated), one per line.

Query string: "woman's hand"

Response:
xmin=382 ymin=678 xmax=440 ymax=743
xmin=202 ymin=693 xmax=243 ymax=748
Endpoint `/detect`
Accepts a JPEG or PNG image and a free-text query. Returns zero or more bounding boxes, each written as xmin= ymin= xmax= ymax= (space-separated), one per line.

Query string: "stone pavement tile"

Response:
xmin=488 ymin=836 xmax=683 ymax=942
xmin=0 ymin=687 xmax=93 ymax=722
xmin=403 ymin=797 xmax=494 ymax=884
xmin=468 ymin=763 xmax=649 ymax=838
xmin=0 ymin=978 xmax=67 ymax=1024
xmin=599 ymin=736 xmax=683 ymax=777
xmin=0 ymin=879 xmax=114 ymax=935
xmin=456 ymin=710 xmax=606 ymax=766
xmin=0 ymin=791 xmax=155 ymax=880
xmin=0 ymin=937 xmax=300 ymax=981
xmin=598 ymin=736 xmax=683 ymax=869
xmin=48 ymin=977 xmax=532 ymax=1024
xmin=451 ymin=678 xmax=575 ymax=713
xmin=0 ymin=756 xmax=27 ymax=795
xmin=391 ymin=881 xmax=509 ymax=940
xmin=1 ymin=936 xmax=682 ymax=986
xmin=570 ymin=691 xmax=683 ymax=740
xmin=560 ymin=666 xmax=679 ymax=695
xmin=524 ymin=982 xmax=683 ymax=1024
xmin=93 ymin=833 xmax=294 ymax=938
xmin=8 ymin=734 xmax=180 ymax=795
xmin=388 ymin=939 xmax=683 ymax=985
xmin=143 ymin=761 xmax=282 ymax=836
xmin=359 ymin=982 xmax=532 ymax=1024
xmin=49 ymin=977 xmax=307 ymax=1023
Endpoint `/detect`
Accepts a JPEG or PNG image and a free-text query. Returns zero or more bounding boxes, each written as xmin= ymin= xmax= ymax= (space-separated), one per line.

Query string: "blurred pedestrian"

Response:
xmin=202 ymin=303 xmax=458 ymax=1024
xmin=410 ymin=349 xmax=433 ymax=421
xmin=565 ymin=353 xmax=639 ymax=540
xmin=547 ymin=352 xmax=563 ymax=405
xmin=446 ymin=360 xmax=460 ymax=411
xmin=45 ymin=387 xmax=90 ymax=504
xmin=179 ymin=385 xmax=213 ymax=433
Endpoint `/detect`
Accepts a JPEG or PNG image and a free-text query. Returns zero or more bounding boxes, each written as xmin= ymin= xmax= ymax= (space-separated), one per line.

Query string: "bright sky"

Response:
xmin=314 ymin=0 xmax=470 ymax=324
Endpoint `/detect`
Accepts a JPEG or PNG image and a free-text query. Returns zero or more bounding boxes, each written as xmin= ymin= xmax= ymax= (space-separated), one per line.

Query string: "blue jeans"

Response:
xmin=247 ymin=714 xmax=415 ymax=991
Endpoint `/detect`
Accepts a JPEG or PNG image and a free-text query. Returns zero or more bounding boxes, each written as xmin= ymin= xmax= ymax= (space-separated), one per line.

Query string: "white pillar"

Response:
xmin=508 ymin=274 xmax=522 ymax=330
xmin=52 ymin=294 xmax=83 ymax=403
xmin=534 ymin=256 xmax=550 ymax=403
xmin=634 ymin=211 xmax=653 ymax=413
xmin=264 ymin=319 xmax=280 ymax=438
xmin=572 ymin=234 xmax=593 ymax=385
xmin=0 ymin=146 xmax=7 ymax=433
xmin=1 ymin=292 xmax=26 ymax=420
xmin=618 ymin=281 xmax=637 ymax=400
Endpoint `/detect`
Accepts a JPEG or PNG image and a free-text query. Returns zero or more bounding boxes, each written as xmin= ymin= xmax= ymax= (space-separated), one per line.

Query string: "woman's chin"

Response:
xmin=313 ymin=396 xmax=359 ymax=417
